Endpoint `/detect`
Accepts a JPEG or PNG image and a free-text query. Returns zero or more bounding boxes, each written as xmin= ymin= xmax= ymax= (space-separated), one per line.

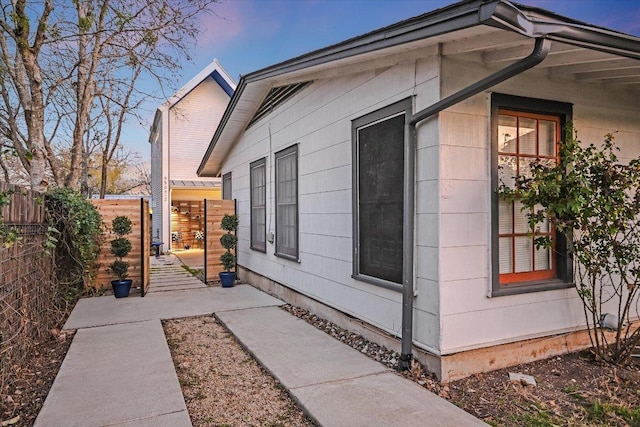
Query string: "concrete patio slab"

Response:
xmin=34 ymin=320 xmax=191 ymax=427
xmin=218 ymin=306 xmax=487 ymax=426
xmin=294 ymin=371 xmax=485 ymax=426
xmin=64 ymin=285 xmax=282 ymax=330
xmin=217 ymin=306 xmax=390 ymax=388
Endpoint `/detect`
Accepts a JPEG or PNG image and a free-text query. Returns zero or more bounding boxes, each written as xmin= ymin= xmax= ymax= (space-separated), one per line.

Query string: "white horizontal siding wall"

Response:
xmin=169 ymin=77 xmax=229 ymax=181
xmin=438 ymin=56 xmax=640 ymax=354
xmin=222 ymin=54 xmax=442 ymax=350
xmin=150 ymin=129 xmax=163 ymax=241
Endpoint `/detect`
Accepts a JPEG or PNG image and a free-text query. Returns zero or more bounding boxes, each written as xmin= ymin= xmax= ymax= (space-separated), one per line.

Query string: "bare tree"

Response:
xmin=0 ymin=0 xmax=217 ymax=191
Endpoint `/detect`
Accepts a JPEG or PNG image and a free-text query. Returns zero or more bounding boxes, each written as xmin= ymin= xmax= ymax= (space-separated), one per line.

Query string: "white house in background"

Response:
xmin=149 ymin=59 xmax=235 ymax=250
xmin=197 ymin=0 xmax=640 ymax=381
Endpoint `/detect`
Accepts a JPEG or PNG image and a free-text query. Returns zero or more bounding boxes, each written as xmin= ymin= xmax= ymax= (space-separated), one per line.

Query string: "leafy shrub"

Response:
xmin=45 ymin=187 xmax=102 ymax=293
xmin=219 ymin=213 xmax=238 ymax=272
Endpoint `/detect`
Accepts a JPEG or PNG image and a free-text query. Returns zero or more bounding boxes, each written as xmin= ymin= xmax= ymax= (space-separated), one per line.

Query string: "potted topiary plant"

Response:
xmin=219 ymin=213 xmax=238 ymax=288
xmin=108 ymin=215 xmax=133 ymax=298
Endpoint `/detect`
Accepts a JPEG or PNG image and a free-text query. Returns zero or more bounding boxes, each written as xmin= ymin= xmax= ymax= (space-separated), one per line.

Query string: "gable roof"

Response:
xmin=148 ymin=59 xmax=236 ymax=143
xmin=197 ymin=0 xmax=640 ymax=177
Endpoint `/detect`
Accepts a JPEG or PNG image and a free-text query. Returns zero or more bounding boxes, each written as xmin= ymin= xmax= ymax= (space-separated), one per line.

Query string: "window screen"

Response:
xmin=357 ymin=113 xmax=405 ymax=284
xmin=250 ymin=159 xmax=266 ymax=252
xmin=222 ymin=172 xmax=232 ymax=200
xmin=275 ymin=145 xmax=298 ymax=259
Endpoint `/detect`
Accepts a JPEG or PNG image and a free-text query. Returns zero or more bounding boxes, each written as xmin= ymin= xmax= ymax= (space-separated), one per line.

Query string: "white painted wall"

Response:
xmin=219 ymin=45 xmax=640 ymax=358
xmin=222 ymin=55 xmax=443 ymax=352
xmin=438 ymin=56 xmax=640 ymax=354
xmin=169 ymin=77 xmax=229 ymax=181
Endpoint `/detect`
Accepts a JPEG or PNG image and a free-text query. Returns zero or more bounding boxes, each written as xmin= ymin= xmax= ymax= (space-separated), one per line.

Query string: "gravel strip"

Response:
xmin=164 ymin=316 xmax=314 ymax=427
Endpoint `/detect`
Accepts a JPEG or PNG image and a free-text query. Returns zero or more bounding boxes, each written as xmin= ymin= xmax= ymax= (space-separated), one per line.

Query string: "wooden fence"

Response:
xmin=204 ymin=199 xmax=236 ymax=283
xmin=90 ymin=199 xmax=150 ymax=295
xmin=0 ymin=182 xmax=56 ymax=390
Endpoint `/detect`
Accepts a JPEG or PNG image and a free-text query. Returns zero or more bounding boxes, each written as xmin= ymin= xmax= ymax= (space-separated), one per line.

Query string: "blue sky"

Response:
xmin=127 ymin=0 xmax=640 ymax=161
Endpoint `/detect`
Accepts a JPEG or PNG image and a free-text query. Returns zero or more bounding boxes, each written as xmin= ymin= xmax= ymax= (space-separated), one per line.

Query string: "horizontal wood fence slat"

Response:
xmin=204 ymin=199 xmax=236 ymax=283
xmin=90 ymin=199 xmax=150 ymax=293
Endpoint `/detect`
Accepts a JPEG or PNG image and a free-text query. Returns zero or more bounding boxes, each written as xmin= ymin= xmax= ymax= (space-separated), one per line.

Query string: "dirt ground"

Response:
xmin=0 ymin=330 xmax=74 ymax=427
xmin=448 ymin=351 xmax=640 ymax=426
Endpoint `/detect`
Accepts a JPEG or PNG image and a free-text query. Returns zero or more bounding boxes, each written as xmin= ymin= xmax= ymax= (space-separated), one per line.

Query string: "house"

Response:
xmin=149 ymin=59 xmax=236 ymax=250
xmin=197 ymin=0 xmax=640 ymax=381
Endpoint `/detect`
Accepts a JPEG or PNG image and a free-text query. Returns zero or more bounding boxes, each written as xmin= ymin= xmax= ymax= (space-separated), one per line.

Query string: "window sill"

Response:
xmin=491 ymin=278 xmax=574 ymax=297
xmin=352 ymin=274 xmax=403 ymax=292
xmin=275 ymin=252 xmax=300 ymax=263
xmin=251 ymin=245 xmax=266 ymax=253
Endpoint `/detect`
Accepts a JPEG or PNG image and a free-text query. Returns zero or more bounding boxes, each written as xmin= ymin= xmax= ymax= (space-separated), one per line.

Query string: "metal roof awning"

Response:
xmin=170 ymin=180 xmax=221 ymax=188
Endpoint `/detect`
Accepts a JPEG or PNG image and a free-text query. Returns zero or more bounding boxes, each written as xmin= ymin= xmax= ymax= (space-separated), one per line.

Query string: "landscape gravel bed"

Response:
xmin=163 ymin=316 xmax=314 ymax=427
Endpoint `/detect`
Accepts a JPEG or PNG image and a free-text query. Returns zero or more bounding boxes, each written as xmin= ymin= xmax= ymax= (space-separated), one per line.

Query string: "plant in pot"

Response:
xmin=108 ymin=215 xmax=133 ymax=298
xmin=219 ymin=213 xmax=238 ymax=288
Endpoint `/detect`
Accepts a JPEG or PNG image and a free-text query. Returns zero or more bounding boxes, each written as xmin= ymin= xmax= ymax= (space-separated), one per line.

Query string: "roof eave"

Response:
xmin=198 ymin=0 xmax=640 ymax=177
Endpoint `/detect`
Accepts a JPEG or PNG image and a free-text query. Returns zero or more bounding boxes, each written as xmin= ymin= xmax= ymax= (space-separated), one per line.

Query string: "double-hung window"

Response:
xmin=250 ymin=158 xmax=266 ymax=252
xmin=492 ymin=94 xmax=573 ymax=295
xmin=275 ymin=145 xmax=298 ymax=259
xmin=352 ymin=98 xmax=411 ymax=289
xmin=222 ymin=172 xmax=232 ymax=200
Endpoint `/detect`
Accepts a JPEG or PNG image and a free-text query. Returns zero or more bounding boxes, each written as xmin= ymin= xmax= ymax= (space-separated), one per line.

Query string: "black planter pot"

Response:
xmin=111 ymin=279 xmax=133 ymax=298
xmin=219 ymin=272 xmax=236 ymax=288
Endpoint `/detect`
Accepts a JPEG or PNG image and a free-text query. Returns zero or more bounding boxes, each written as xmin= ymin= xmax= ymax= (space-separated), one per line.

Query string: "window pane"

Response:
xmin=250 ymin=161 xmax=266 ymax=250
xmin=519 ymin=118 xmax=537 ymax=155
xmin=518 ymin=157 xmax=534 ymax=179
xmin=222 ymin=173 xmax=232 ymax=200
xmin=539 ymin=120 xmax=556 ymax=157
xmin=499 ymin=237 xmax=513 ymax=274
xmin=498 ymin=155 xmax=516 ymax=188
xmin=513 ymin=201 xmax=529 ymax=234
xmin=358 ymin=113 xmax=404 ymax=284
xmin=276 ymin=147 xmax=298 ymax=258
xmin=498 ymin=115 xmax=517 ymax=153
xmin=535 ymin=204 xmax=549 ymax=232
xmin=535 ymin=245 xmax=551 ymax=271
xmin=498 ymin=200 xmax=512 ymax=234
xmin=514 ymin=236 xmax=533 ymax=273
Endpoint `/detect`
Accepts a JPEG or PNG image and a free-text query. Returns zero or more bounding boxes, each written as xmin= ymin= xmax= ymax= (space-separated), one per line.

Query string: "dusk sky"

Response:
xmin=127 ymin=0 xmax=640 ymax=161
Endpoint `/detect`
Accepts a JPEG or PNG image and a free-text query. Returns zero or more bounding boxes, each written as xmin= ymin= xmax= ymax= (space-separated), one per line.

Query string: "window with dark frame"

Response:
xmin=498 ymin=110 xmax=559 ymax=283
xmin=275 ymin=145 xmax=298 ymax=259
xmin=492 ymin=94 xmax=573 ymax=295
xmin=222 ymin=172 xmax=232 ymax=200
xmin=250 ymin=158 xmax=266 ymax=252
xmin=353 ymin=99 xmax=410 ymax=287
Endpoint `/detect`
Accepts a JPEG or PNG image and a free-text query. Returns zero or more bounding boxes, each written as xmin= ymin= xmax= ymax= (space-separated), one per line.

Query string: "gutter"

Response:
xmin=398 ymin=37 xmax=551 ymax=371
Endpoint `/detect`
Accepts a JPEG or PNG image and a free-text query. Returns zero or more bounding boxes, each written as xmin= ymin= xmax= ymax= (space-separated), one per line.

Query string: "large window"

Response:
xmin=275 ymin=145 xmax=298 ymax=259
xmin=492 ymin=94 xmax=573 ymax=295
xmin=250 ymin=158 xmax=266 ymax=252
xmin=353 ymin=99 xmax=410 ymax=288
xmin=222 ymin=172 xmax=232 ymax=200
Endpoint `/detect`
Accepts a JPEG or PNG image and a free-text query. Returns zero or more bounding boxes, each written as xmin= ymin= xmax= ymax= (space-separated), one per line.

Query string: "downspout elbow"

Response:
xmin=409 ymin=37 xmax=551 ymax=128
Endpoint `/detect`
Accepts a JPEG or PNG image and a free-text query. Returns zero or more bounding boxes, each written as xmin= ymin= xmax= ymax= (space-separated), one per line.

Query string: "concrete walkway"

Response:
xmin=36 ymin=260 xmax=486 ymax=427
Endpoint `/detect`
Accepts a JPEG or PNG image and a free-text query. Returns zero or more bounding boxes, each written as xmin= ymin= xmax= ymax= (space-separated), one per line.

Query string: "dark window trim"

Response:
xmin=222 ymin=172 xmax=232 ymax=200
xmin=250 ymin=158 xmax=266 ymax=253
xmin=491 ymin=93 xmax=574 ymax=296
xmin=274 ymin=144 xmax=299 ymax=261
xmin=351 ymin=98 xmax=412 ymax=292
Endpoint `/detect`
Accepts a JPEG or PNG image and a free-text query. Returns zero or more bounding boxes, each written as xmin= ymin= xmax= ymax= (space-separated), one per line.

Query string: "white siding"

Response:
xmin=438 ymin=56 xmax=640 ymax=354
xmin=223 ymin=55 xmax=443 ymax=350
xmin=150 ymin=128 xmax=163 ymax=240
xmin=169 ymin=77 xmax=229 ymax=181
